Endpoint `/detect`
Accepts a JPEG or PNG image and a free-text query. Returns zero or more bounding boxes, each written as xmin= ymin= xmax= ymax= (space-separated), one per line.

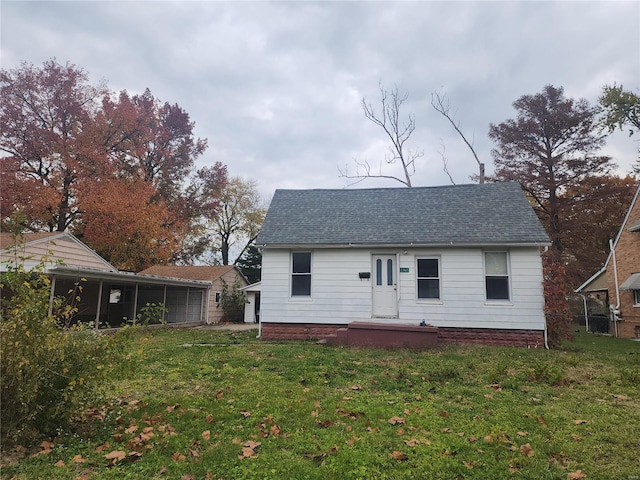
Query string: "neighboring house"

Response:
xmin=1 ymin=232 xmax=212 ymax=327
xmin=576 ymin=184 xmax=640 ymax=339
xmin=255 ymin=182 xmax=551 ymax=347
xmin=139 ymin=265 xmax=249 ymax=324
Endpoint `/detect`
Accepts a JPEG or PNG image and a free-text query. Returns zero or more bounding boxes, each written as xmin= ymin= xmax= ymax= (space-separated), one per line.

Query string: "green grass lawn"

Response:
xmin=2 ymin=328 xmax=639 ymax=480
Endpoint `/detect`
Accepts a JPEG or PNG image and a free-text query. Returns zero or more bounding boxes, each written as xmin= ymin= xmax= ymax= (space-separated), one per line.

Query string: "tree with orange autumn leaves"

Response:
xmin=1 ymin=59 xmax=227 ymax=270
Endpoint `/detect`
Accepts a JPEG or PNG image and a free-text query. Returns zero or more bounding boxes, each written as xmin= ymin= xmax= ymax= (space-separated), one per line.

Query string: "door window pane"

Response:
xmin=376 ymin=259 xmax=382 ymax=286
xmin=387 ymin=259 xmax=393 ymax=286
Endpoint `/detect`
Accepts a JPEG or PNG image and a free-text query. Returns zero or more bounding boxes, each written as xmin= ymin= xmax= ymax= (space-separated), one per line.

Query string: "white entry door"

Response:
xmin=372 ymin=255 xmax=398 ymax=318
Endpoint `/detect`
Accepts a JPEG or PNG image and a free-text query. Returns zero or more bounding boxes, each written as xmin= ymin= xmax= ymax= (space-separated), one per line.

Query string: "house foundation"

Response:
xmin=260 ymin=322 xmax=545 ymax=348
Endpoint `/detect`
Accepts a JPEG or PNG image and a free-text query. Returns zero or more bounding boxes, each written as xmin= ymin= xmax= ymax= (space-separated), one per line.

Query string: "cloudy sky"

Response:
xmin=2 ymin=1 xmax=639 ymax=200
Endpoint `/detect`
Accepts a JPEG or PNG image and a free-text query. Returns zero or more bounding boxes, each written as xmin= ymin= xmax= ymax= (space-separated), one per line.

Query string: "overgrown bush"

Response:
xmin=542 ymin=252 xmax=574 ymax=348
xmin=0 ymin=258 xmax=121 ymax=446
xmin=219 ymin=278 xmax=246 ymax=323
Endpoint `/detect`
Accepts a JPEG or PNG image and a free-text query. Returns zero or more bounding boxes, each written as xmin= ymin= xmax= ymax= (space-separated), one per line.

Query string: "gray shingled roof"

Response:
xmin=257 ymin=182 xmax=550 ymax=247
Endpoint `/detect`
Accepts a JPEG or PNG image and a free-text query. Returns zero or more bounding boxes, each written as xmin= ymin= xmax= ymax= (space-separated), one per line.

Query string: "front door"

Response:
xmin=372 ymin=255 xmax=398 ymax=318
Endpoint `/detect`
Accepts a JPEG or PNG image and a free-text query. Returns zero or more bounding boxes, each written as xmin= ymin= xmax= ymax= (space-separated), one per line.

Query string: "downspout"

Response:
xmin=541 ymin=247 xmax=550 ymax=349
xmin=610 ymin=239 xmax=620 ymax=337
xmin=257 ymin=310 xmax=262 ymax=339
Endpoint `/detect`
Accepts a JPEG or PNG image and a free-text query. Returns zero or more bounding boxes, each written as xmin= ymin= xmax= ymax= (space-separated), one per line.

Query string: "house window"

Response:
xmin=485 ymin=251 xmax=510 ymax=301
xmin=417 ymin=258 xmax=440 ymax=300
xmin=215 ymin=291 xmax=222 ymax=304
xmin=291 ymin=252 xmax=311 ymax=296
xmin=634 ymin=290 xmax=640 ymax=306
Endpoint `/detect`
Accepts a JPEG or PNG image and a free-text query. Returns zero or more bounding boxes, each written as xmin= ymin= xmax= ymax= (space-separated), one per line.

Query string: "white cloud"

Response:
xmin=1 ymin=0 xmax=638 ymax=197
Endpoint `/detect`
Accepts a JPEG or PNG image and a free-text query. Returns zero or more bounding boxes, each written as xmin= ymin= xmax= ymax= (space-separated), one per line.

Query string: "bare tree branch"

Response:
xmin=431 ymin=88 xmax=485 ymax=183
xmin=339 ymin=83 xmax=423 ymax=187
xmin=438 ymin=140 xmax=456 ymax=185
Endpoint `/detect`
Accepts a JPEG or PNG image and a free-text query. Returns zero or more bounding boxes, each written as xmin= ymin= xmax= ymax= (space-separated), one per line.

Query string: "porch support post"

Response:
xmin=163 ymin=286 xmax=167 ymax=323
xmin=133 ymin=283 xmax=139 ymax=322
xmin=95 ymin=280 xmax=103 ymax=329
xmin=185 ymin=288 xmax=190 ymax=322
xmin=204 ymin=287 xmax=211 ymax=324
xmin=48 ymin=275 xmax=57 ymax=317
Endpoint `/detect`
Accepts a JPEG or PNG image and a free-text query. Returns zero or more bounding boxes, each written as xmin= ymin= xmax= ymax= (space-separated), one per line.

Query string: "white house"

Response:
xmin=255 ymin=182 xmax=551 ymax=347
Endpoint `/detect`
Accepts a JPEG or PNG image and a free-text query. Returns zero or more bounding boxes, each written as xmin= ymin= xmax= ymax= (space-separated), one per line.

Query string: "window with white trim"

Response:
xmin=634 ymin=290 xmax=640 ymax=306
xmin=291 ymin=252 xmax=312 ymax=296
xmin=417 ymin=258 xmax=440 ymax=300
xmin=484 ymin=251 xmax=510 ymax=301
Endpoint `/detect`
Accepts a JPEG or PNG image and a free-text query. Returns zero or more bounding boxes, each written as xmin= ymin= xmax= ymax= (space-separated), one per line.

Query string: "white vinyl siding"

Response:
xmin=261 ymin=247 xmax=545 ymax=331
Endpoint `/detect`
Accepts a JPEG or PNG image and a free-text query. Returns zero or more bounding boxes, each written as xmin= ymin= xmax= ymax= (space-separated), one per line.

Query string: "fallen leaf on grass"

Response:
xmin=520 ymin=443 xmax=535 ymax=457
xmin=536 ymin=415 xmax=548 ymax=427
xmin=95 ymin=443 xmax=110 ymax=453
xmin=388 ymin=416 xmax=405 ymax=425
xmin=72 ymin=454 xmax=86 ymax=464
xmin=571 ymin=434 xmax=582 ymax=442
xmin=404 ymin=438 xmax=430 ymax=447
xmin=517 ymin=431 xmax=528 ymax=436
xmin=54 ymin=460 xmax=65 ymax=467
xmin=240 ymin=410 xmax=252 ymax=418
xmin=171 ymin=452 xmax=186 ymax=462
xmin=238 ymin=441 xmax=261 ymax=459
xmin=205 ymin=414 xmax=214 ymax=423
xmin=612 ymin=394 xmax=628 ymax=401
xmin=346 ymin=436 xmax=361 ymax=446
xmin=567 ymin=470 xmax=587 ymax=479
xmin=202 ymin=430 xmax=211 ymax=441
xmin=125 ymin=424 xmax=138 ymax=434
xmin=32 ymin=441 xmax=53 ymax=457
xmin=269 ymin=424 xmax=281 ymax=437
xmin=390 ymin=451 xmax=408 ymax=461
xmin=573 ymin=419 xmax=588 ymax=425
xmin=181 ymin=475 xmax=196 ymax=480
xmin=104 ymin=450 xmax=126 ymax=462
xmin=463 ymin=461 xmax=475 ymax=469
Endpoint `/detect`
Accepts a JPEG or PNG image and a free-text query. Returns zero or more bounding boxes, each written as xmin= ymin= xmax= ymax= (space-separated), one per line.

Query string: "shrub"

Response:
xmin=219 ymin=278 xmax=246 ymax=323
xmin=542 ymin=252 xmax=574 ymax=348
xmin=0 ymin=258 xmax=120 ymax=446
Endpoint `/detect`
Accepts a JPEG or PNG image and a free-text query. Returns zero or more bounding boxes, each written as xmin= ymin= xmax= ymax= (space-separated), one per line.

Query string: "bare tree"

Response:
xmin=340 ymin=83 xmax=423 ymax=187
xmin=431 ymin=88 xmax=485 ymax=184
xmin=204 ymin=177 xmax=266 ymax=265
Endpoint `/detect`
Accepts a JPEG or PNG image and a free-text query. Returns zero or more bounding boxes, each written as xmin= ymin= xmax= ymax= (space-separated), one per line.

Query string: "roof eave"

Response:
xmin=48 ymin=266 xmax=213 ymax=287
xmin=259 ymin=241 xmax=551 ymax=249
